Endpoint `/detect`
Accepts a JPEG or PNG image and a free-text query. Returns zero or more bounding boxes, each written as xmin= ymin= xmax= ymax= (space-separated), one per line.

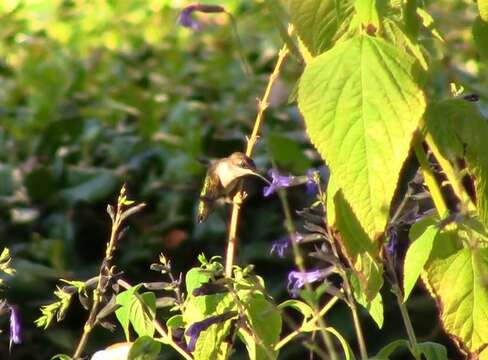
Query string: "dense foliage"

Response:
xmin=0 ymin=0 xmax=487 ymax=359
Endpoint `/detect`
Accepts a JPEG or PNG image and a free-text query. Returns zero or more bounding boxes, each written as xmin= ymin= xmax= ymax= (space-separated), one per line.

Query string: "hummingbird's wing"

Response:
xmin=197 ymin=165 xmax=222 ymax=223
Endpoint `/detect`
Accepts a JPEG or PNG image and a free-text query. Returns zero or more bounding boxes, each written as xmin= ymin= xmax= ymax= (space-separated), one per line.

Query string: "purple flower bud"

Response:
xmin=186 ymin=311 xmax=236 ymax=352
xmin=270 ymin=232 xmax=303 ymax=258
xmin=179 ymin=4 xmax=225 ymax=31
xmin=263 ymin=169 xmax=292 ymax=197
xmin=9 ymin=305 xmax=21 ymax=351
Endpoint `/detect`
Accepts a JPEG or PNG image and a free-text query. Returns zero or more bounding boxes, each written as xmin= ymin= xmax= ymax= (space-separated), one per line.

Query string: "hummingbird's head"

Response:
xmin=228 ymin=152 xmax=255 ymax=170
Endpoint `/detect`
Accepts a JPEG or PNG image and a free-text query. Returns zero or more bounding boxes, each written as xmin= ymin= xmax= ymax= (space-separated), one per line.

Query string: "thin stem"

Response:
xmin=318 ymin=183 xmax=368 ymax=360
xmin=385 ymin=256 xmax=420 ymax=359
xmin=274 ymin=184 xmax=338 ymax=360
xmin=72 ymin=205 xmax=121 ymax=359
xmin=413 ymin=135 xmax=448 ymax=217
xmin=224 ymin=43 xmax=289 ymax=277
xmin=117 ymin=279 xmax=193 ymax=360
xmin=275 ymin=296 xmax=339 ymax=351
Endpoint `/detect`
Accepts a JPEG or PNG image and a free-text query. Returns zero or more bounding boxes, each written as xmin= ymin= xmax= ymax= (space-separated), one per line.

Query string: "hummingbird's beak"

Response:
xmin=234 ymin=167 xmax=271 ymax=185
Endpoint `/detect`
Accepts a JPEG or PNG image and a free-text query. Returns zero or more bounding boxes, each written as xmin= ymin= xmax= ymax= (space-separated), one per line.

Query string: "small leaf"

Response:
xmin=115 ymin=284 xmax=143 ymax=340
xmin=355 ymin=0 xmax=380 ymax=32
xmin=128 ymin=336 xmax=161 ymax=360
xmin=417 ymin=342 xmax=448 ymax=360
xmin=278 ymin=299 xmax=314 ymax=327
xmin=374 ymin=339 xmax=410 ymax=359
xmin=130 ymin=292 xmax=156 ymax=338
xmin=403 ymin=224 xmax=438 ymax=302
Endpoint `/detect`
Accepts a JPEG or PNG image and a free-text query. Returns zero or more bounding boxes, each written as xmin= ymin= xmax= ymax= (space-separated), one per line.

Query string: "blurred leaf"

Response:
xmin=478 ymin=0 xmax=488 ymax=22
xmin=374 ymin=339 xmax=410 ymax=359
xmin=417 ymin=342 xmax=448 ymax=360
xmin=128 ymin=336 xmax=161 ymax=360
xmin=25 ymin=166 xmax=57 ymax=202
xmin=60 ymin=168 xmax=118 ymax=205
xmin=268 ymin=133 xmax=312 ymax=173
xmin=473 ymin=16 xmax=488 ymax=61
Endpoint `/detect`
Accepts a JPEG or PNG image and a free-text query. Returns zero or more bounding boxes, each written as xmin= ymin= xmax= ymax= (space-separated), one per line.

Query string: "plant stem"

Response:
xmin=275 ymin=296 xmax=339 ymax=351
xmin=413 ymin=135 xmax=448 ymax=217
xmin=72 ymin=204 xmax=121 ymax=359
xmin=224 ymin=43 xmax=289 ymax=277
xmin=274 ymin=183 xmax=338 ymax=360
xmin=318 ymin=183 xmax=368 ymax=360
xmin=424 ymin=133 xmax=475 ymax=211
xmin=385 ymin=254 xmax=420 ymax=359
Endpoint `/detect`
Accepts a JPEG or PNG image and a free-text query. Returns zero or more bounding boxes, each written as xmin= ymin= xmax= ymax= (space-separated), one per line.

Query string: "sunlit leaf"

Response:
xmin=298 ymin=35 xmax=425 ymax=240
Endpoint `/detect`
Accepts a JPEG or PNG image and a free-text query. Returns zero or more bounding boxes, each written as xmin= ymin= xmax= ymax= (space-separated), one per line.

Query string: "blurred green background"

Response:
xmin=0 ymin=0 xmax=485 ymax=358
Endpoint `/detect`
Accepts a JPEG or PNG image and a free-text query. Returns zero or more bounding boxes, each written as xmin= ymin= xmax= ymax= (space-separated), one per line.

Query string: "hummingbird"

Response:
xmin=197 ymin=152 xmax=270 ymax=223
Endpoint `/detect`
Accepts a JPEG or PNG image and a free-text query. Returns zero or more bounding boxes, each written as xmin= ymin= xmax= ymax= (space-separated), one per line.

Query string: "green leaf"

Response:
xmin=238 ymin=295 xmax=281 ymax=360
xmin=425 ymin=99 xmax=488 ymax=230
xmin=403 ymin=224 xmax=438 ymax=302
xmin=116 ymin=284 xmax=143 ymax=340
xmin=417 ymin=342 xmax=448 ymax=360
xmin=130 ymin=292 xmax=156 ymax=338
xmin=404 ymin=0 xmax=420 ymax=39
xmin=334 ymin=191 xmax=383 ymax=300
xmin=424 ymin=247 xmax=488 ymax=354
xmin=192 ymin=313 xmax=236 ymax=360
xmin=350 ymin=271 xmax=384 ymax=328
xmin=268 ymin=133 xmax=313 ymax=173
xmin=374 ymin=339 xmax=410 ymax=359
xmin=355 ymin=0 xmax=380 ymax=31
xmin=278 ymin=299 xmax=314 ymax=328
xmin=473 ymin=16 xmax=488 ymax=61
xmin=298 ymin=35 xmax=425 ymax=241
xmin=51 ymin=355 xmax=73 ymax=360
xmin=289 ymin=0 xmax=354 ymax=56
xmin=128 ymin=336 xmax=161 ymax=360
xmin=478 ymin=0 xmax=488 ymax=22
xmin=115 ymin=286 xmax=156 ymax=339
xmin=60 ymin=168 xmax=118 ymax=205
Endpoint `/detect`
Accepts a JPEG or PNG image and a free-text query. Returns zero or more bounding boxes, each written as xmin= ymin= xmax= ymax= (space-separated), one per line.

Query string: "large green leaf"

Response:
xmin=403 ymin=224 xmax=438 ymax=302
xmin=473 ymin=16 xmax=488 ymax=61
xmin=334 ymin=191 xmax=383 ymax=300
xmin=425 ymin=248 xmax=488 ymax=354
xmin=289 ymin=0 xmax=354 ymax=56
xmin=479 ymin=0 xmax=488 ymax=21
xmin=298 ymin=35 xmax=425 ymax=240
xmin=355 ymin=0 xmax=380 ymax=30
xmin=425 ymin=99 xmax=488 ymax=229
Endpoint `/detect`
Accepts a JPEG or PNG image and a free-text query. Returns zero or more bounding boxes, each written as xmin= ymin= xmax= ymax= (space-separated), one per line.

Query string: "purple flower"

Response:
xmin=287 ymin=268 xmax=333 ymax=296
xmin=179 ymin=4 xmax=225 ymax=31
xmin=9 ymin=305 xmax=21 ymax=351
xmin=270 ymin=232 xmax=303 ymax=258
xmin=306 ymin=169 xmax=318 ymax=195
xmin=186 ymin=311 xmax=236 ymax=352
xmin=263 ymin=169 xmax=292 ymax=197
